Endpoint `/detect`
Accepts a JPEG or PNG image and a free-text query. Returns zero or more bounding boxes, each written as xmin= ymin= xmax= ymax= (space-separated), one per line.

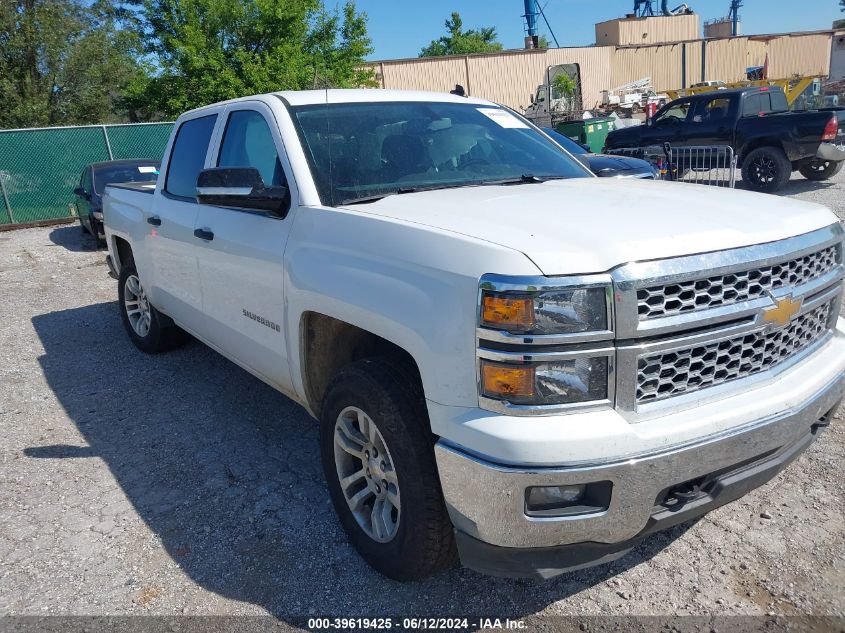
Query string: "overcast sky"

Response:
xmin=355 ymin=0 xmax=843 ymax=60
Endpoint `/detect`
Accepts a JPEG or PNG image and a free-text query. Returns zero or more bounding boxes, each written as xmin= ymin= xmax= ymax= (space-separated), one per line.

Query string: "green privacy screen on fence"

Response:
xmin=0 ymin=122 xmax=173 ymax=226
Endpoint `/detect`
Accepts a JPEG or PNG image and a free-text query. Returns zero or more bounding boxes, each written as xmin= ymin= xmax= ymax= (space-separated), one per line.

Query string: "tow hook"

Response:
xmin=664 ymin=480 xmax=704 ymax=507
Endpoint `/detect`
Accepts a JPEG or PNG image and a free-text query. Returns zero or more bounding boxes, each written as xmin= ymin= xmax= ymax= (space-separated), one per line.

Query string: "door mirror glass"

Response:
xmin=196 ymin=167 xmax=288 ymax=217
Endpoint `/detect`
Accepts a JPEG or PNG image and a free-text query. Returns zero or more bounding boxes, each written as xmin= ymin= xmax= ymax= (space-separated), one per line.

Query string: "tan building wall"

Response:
xmin=765 ymin=33 xmax=833 ymax=78
xmin=370 ymin=30 xmax=833 ymax=112
xmin=704 ymin=20 xmax=737 ymax=39
xmin=374 ymin=47 xmax=612 ymax=111
xmin=595 ymin=14 xmax=700 ymax=46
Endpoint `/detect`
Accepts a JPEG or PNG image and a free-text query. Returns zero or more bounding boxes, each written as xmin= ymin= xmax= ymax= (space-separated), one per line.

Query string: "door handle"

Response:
xmin=193 ymin=227 xmax=214 ymax=241
xmin=147 ymin=216 xmax=162 ymax=226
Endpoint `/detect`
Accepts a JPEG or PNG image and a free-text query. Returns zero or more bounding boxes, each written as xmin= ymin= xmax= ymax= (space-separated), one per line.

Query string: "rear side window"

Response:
xmin=742 ymin=93 xmax=765 ymax=117
xmin=742 ymin=91 xmax=786 ymax=117
xmin=770 ymin=90 xmax=788 ymax=112
xmin=165 ymin=115 xmax=217 ymax=199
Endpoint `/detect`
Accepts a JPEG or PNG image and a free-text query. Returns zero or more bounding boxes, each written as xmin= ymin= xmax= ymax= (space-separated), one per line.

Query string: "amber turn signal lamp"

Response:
xmin=481 ymin=294 xmax=534 ymax=330
xmin=481 ymin=361 xmax=535 ymax=400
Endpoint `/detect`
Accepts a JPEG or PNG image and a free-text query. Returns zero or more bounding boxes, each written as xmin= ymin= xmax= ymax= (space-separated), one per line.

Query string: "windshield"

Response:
xmin=542 ymin=128 xmax=588 ymax=155
xmin=290 ymin=101 xmax=590 ymax=206
xmin=93 ymin=163 xmax=159 ymax=194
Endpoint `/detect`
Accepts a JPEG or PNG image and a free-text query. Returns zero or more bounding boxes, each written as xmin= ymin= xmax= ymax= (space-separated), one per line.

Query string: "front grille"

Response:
xmin=636 ymin=245 xmax=839 ymax=320
xmin=636 ymin=302 xmax=832 ymax=404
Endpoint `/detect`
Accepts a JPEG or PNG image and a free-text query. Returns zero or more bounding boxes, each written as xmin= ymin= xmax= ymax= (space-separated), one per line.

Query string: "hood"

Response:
xmin=342 ymin=178 xmax=837 ymax=275
xmin=604 ymin=125 xmax=643 ymax=150
xmin=585 ymin=154 xmax=654 ymax=176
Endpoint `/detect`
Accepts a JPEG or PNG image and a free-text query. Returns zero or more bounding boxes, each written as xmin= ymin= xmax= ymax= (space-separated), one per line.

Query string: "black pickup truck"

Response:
xmin=604 ymin=86 xmax=845 ymax=192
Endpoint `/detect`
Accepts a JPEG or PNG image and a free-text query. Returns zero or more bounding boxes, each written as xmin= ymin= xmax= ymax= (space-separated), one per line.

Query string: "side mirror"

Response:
xmin=196 ymin=167 xmax=288 ymax=217
xmin=73 ymin=186 xmax=89 ymax=199
xmin=530 ymin=94 xmax=536 ymax=105
xmin=580 ymin=143 xmax=591 ymax=152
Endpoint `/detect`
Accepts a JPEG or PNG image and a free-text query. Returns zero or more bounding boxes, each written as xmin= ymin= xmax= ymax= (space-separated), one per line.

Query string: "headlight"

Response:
xmin=477 ymin=275 xmax=614 ymax=412
xmin=480 ymin=356 xmax=610 ymax=407
xmin=479 ymin=277 xmax=612 ymax=338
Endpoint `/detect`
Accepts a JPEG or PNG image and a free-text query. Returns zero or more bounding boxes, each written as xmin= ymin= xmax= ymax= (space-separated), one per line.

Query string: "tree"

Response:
xmin=0 ymin=0 xmax=146 ymax=127
xmin=127 ymin=0 xmax=376 ymax=118
xmin=419 ymin=12 xmax=503 ymax=57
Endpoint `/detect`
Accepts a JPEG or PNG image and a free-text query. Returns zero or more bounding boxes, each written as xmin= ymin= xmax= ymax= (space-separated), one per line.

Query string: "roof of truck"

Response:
xmin=275 ymin=89 xmax=492 ymax=107
xmin=179 ymin=89 xmax=495 ymax=116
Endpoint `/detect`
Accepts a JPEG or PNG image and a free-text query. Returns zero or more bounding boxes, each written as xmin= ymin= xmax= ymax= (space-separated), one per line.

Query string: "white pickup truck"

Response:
xmin=103 ymin=89 xmax=845 ymax=581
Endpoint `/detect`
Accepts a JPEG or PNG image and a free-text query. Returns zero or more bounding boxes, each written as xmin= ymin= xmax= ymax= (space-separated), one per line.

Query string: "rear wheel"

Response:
xmin=741 ymin=146 xmax=791 ymax=193
xmin=320 ymin=358 xmax=456 ymax=581
xmin=118 ymin=258 xmax=187 ymax=354
xmin=799 ymin=159 xmax=843 ymax=181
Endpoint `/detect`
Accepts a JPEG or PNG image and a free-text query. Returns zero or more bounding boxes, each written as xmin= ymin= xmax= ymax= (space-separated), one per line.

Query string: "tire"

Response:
xmin=320 ymin=358 xmax=456 ymax=581
xmin=799 ymin=159 xmax=843 ymax=181
xmin=631 ymin=102 xmax=641 ymax=114
xmin=741 ymin=146 xmax=791 ymax=193
xmin=117 ymin=257 xmax=187 ymax=354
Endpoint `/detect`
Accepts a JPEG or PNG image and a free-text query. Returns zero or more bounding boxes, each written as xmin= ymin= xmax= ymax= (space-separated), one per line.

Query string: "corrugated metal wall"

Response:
xmin=371 ymin=30 xmax=833 ymax=110
xmin=595 ymin=15 xmax=700 ymax=46
xmin=766 ymin=33 xmax=832 ymax=78
xmin=375 ymin=47 xmax=612 ymax=110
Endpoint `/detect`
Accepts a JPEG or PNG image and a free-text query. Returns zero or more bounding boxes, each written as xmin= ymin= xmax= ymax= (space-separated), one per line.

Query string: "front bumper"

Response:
xmin=435 ymin=370 xmax=844 ymax=579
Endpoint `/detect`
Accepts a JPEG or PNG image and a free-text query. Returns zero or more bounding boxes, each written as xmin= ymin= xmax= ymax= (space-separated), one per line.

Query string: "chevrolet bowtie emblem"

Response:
xmin=762 ymin=295 xmax=802 ymax=328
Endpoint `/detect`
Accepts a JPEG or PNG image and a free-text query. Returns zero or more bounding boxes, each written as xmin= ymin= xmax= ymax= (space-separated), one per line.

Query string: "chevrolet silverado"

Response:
xmin=103 ymin=89 xmax=845 ymax=580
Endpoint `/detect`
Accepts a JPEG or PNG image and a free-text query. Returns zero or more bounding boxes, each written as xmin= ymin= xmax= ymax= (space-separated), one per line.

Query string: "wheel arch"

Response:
xmin=299 ymin=311 xmax=423 ymax=418
xmin=736 ymin=139 xmax=787 ymax=166
xmin=112 ymin=236 xmax=134 ymax=273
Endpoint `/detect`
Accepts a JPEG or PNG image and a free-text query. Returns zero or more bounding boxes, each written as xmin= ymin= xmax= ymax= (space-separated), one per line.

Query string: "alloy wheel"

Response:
xmin=124 ymin=274 xmax=152 ymax=337
xmin=333 ymin=406 xmax=401 ymax=543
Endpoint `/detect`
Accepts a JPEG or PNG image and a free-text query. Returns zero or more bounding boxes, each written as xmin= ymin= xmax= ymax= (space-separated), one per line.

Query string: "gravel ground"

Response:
xmin=1 ymin=169 xmax=844 ymax=623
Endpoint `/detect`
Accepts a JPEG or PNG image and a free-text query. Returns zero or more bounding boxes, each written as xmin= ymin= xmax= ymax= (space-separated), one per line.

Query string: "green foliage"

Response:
xmin=128 ymin=0 xmax=376 ymax=118
xmin=1 ymin=0 xmax=376 ymax=126
xmin=0 ymin=0 xmax=146 ymax=127
xmin=552 ymin=73 xmax=576 ymax=99
xmin=419 ymin=12 xmax=503 ymax=57
xmin=537 ymin=35 xmax=552 ymax=49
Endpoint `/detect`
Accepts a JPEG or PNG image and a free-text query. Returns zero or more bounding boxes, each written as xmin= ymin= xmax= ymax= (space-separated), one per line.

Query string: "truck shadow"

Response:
xmin=29 ymin=302 xmax=695 ymax=620
xmin=48 ymin=224 xmax=101 ymax=252
xmin=735 ymin=179 xmax=839 ymax=196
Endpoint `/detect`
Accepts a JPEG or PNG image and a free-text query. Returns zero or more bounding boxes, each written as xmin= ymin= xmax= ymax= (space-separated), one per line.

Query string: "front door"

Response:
xmin=192 ymin=103 xmax=295 ymax=391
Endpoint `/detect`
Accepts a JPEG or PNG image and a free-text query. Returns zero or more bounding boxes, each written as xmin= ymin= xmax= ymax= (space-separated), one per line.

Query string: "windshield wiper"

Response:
xmin=479 ymin=174 xmax=567 ymax=186
xmin=342 ymin=184 xmax=473 ymax=205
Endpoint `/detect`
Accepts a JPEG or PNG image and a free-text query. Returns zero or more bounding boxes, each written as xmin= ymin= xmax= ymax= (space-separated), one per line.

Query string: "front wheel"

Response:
xmin=118 ymin=259 xmax=186 ymax=354
xmin=741 ymin=146 xmax=791 ymax=193
xmin=320 ymin=358 xmax=456 ymax=581
xmin=799 ymin=159 xmax=843 ymax=181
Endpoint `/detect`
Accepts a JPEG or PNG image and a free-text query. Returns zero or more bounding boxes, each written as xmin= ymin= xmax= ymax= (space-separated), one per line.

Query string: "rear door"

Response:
xmin=146 ymin=111 xmax=221 ymax=326
xmin=191 ymin=102 xmax=296 ymax=392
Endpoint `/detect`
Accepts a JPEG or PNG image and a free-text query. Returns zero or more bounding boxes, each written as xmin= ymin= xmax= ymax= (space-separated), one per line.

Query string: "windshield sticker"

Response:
xmin=477 ymin=108 xmax=528 ymax=129
xmin=137 ymin=166 xmax=157 ymax=173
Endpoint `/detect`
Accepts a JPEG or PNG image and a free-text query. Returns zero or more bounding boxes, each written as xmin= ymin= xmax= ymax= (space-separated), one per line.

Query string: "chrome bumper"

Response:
xmin=816 ymin=142 xmax=845 ymax=162
xmin=435 ymin=369 xmax=844 ymax=553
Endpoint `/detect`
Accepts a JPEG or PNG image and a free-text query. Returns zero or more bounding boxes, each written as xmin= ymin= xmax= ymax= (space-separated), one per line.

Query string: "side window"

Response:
xmin=770 ymin=90 xmax=788 ymax=112
xmin=83 ymin=168 xmax=93 ymax=193
xmin=165 ymin=114 xmax=218 ymax=199
xmin=692 ymin=97 xmax=731 ymax=124
xmin=217 ymin=110 xmax=285 ymax=187
xmin=654 ymin=99 xmax=692 ymax=125
xmin=742 ymin=93 xmax=766 ymax=117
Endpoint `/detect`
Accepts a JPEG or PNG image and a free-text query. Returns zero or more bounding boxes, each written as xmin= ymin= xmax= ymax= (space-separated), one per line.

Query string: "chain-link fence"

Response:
xmin=0 ymin=122 xmax=173 ymax=226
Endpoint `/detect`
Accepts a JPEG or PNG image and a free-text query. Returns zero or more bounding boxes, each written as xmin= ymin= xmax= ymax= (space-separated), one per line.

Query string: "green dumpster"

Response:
xmin=554 ymin=117 xmax=615 ymax=153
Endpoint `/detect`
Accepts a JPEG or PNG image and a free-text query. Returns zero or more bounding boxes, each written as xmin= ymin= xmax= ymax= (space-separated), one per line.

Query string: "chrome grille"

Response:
xmin=636 ymin=245 xmax=839 ymax=320
xmin=636 ymin=302 xmax=832 ymax=404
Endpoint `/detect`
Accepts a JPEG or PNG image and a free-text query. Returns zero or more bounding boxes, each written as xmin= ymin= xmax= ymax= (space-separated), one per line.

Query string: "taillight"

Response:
xmin=822 ymin=116 xmax=838 ymax=142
